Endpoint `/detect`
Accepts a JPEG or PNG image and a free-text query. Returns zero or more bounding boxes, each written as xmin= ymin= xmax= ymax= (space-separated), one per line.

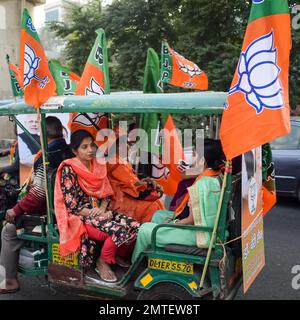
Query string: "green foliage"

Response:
xmin=102 ymin=0 xmax=180 ymax=90
xmin=49 ymin=0 xmax=104 ymax=75
xmin=50 ymin=0 xmax=299 ymax=108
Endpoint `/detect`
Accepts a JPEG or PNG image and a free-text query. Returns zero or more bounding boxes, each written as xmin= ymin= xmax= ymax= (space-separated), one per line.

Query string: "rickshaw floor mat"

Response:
xmin=164 ymin=244 xmax=209 ymax=256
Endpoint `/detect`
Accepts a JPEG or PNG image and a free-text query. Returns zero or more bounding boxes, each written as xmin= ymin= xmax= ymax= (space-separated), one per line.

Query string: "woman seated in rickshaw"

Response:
xmin=54 ymin=130 xmax=140 ymax=282
xmin=132 ymin=139 xmax=225 ymax=262
xmin=103 ymin=125 xmax=165 ymax=223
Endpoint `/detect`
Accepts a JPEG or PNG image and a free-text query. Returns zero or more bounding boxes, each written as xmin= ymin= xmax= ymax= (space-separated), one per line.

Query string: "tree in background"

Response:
xmin=102 ymin=0 xmax=180 ymax=90
xmin=174 ymin=0 xmax=249 ymax=92
xmin=290 ymin=2 xmax=300 ymax=109
xmin=50 ymin=0 xmax=299 ymax=109
xmin=49 ymin=0 xmax=103 ymax=75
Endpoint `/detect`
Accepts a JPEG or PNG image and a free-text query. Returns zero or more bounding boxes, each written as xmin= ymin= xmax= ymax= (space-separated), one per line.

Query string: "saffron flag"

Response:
xmin=49 ymin=60 xmax=80 ymax=96
xmin=220 ymin=0 xmax=291 ymax=160
xmin=159 ymin=115 xmax=186 ymax=195
xmin=160 ymin=41 xmax=208 ymax=90
xmin=139 ymin=48 xmax=183 ymax=195
xmin=262 ymin=143 xmax=276 ymax=215
xmin=6 ymin=54 xmax=23 ymax=97
xmin=20 ymin=9 xmax=56 ymax=108
xmin=70 ymin=28 xmax=109 ymax=136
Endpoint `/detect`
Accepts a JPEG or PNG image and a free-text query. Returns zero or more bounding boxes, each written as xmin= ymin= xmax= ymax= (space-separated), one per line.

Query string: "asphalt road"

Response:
xmin=1 ymin=197 xmax=300 ymax=300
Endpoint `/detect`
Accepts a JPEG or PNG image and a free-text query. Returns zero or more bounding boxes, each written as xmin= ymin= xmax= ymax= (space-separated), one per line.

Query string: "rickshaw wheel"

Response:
xmin=137 ymin=283 xmax=192 ymax=300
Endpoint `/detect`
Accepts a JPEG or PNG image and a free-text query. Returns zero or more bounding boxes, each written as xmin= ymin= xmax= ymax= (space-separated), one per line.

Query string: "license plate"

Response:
xmin=52 ymin=243 xmax=78 ymax=267
xmin=148 ymin=258 xmax=193 ymax=275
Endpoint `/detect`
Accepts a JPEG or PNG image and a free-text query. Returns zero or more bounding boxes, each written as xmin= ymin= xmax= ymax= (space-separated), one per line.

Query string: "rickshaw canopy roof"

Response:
xmin=0 ymin=91 xmax=227 ymax=116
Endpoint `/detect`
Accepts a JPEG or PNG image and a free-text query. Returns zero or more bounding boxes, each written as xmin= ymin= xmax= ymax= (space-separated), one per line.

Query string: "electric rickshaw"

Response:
xmin=0 ymin=91 xmax=244 ymax=300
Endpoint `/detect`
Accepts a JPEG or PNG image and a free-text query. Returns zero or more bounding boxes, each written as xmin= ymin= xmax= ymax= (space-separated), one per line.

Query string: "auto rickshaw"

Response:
xmin=0 ymin=91 xmax=244 ymax=300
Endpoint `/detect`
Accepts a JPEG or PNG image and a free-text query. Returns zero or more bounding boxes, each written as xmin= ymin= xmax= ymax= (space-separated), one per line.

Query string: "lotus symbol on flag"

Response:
xmin=178 ymin=60 xmax=202 ymax=88
xmin=26 ymin=17 xmax=37 ymax=33
xmin=228 ymin=31 xmax=283 ymax=114
xmin=24 ymin=43 xmax=49 ymax=89
xmin=151 ymin=163 xmax=170 ymax=180
xmin=72 ymin=112 xmax=105 ymax=127
xmin=85 ymin=78 xmax=104 ymax=95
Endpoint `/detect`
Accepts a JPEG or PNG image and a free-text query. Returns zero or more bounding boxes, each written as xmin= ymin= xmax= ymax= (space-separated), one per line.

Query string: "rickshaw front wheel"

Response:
xmin=137 ymin=283 xmax=192 ymax=300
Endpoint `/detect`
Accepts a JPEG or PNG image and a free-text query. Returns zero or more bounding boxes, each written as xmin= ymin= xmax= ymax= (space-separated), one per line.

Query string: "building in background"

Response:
xmin=35 ymin=0 xmax=111 ymax=66
xmin=0 ymin=0 xmax=45 ymax=100
xmin=0 ymin=1 xmax=45 ymax=139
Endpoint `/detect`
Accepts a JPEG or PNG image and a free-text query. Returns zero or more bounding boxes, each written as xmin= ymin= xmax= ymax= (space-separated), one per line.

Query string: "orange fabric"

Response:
xmin=169 ymin=47 xmax=208 ymax=90
xmin=9 ymin=63 xmax=23 ymax=88
xmin=156 ymin=115 xmax=185 ymax=195
xmin=107 ymin=159 xmax=164 ymax=223
xmin=220 ymin=14 xmax=291 ymax=160
xmin=54 ymin=157 xmax=113 ymax=256
xmin=69 ymin=64 xmax=108 ymax=137
xmin=20 ymin=31 xmax=56 ymax=109
xmin=9 ymin=141 xmax=18 ymax=165
xmin=262 ymin=185 xmax=276 ymax=217
xmin=174 ymin=169 xmax=221 ymax=217
xmin=69 ymin=71 xmax=81 ymax=82
xmin=76 ymin=64 xmax=104 ymax=96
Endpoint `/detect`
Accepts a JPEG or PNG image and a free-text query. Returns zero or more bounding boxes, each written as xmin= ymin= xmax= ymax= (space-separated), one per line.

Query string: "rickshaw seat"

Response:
xmin=16 ymin=168 xmax=58 ymax=240
xmin=164 ymin=244 xmax=208 ymax=256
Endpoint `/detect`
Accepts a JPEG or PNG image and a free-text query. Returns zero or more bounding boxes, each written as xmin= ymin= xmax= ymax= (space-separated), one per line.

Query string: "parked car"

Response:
xmin=270 ymin=117 xmax=300 ymax=201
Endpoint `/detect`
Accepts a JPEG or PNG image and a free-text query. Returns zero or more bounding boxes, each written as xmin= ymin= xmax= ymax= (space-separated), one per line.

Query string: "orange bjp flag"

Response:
xmin=69 ymin=28 xmax=109 ymax=137
xmin=20 ymin=9 xmax=56 ymax=108
xmin=155 ymin=115 xmax=186 ymax=195
xmin=160 ymin=41 xmax=208 ymax=91
xmin=220 ymin=0 xmax=291 ymax=160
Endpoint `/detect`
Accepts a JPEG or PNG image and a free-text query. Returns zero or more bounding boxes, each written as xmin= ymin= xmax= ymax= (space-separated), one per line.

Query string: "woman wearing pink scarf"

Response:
xmin=54 ymin=130 xmax=140 ymax=282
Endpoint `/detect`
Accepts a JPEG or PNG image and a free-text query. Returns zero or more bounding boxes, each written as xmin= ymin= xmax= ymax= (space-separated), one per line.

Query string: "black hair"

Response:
xmin=204 ymin=139 xmax=225 ymax=171
xmin=70 ymin=130 xmax=94 ymax=151
xmin=244 ymin=150 xmax=255 ymax=180
xmin=46 ymin=116 xmax=63 ymax=140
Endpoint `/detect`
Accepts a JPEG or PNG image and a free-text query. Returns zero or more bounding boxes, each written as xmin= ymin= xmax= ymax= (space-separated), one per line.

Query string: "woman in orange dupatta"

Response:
xmin=54 ymin=130 xmax=140 ymax=282
xmin=106 ymin=127 xmax=164 ymax=223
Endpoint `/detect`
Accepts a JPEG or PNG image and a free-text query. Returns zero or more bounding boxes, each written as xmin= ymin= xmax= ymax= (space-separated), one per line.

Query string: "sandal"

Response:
xmin=95 ymin=267 xmax=117 ymax=283
xmin=116 ymin=256 xmax=131 ymax=268
xmin=95 ymin=258 xmax=117 ymax=283
xmin=0 ymin=287 xmax=20 ymax=295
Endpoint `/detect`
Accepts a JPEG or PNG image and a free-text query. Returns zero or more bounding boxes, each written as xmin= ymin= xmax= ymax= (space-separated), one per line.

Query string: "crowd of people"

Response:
xmin=0 ymin=116 xmax=225 ymax=293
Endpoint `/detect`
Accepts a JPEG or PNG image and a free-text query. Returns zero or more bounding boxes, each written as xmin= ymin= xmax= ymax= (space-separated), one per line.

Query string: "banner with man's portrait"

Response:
xmin=17 ymin=114 xmax=70 ymax=185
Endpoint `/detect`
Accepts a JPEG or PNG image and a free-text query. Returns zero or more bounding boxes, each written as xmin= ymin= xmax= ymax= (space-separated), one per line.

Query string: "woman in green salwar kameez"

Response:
xmin=132 ymin=139 xmax=225 ymax=262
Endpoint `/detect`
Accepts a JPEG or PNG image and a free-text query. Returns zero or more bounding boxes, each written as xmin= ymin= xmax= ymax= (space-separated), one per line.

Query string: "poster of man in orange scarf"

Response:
xmin=241 ymin=147 xmax=265 ymax=293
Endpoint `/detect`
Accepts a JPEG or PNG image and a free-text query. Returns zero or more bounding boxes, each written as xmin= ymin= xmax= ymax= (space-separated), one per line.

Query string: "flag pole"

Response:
xmin=199 ymin=160 xmax=232 ymax=289
xmin=37 ymin=107 xmax=51 ymax=225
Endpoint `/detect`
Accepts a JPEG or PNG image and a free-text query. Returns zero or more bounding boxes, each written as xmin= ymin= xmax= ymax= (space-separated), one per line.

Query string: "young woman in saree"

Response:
xmin=104 ymin=125 xmax=165 ymax=223
xmin=54 ymin=130 xmax=140 ymax=282
xmin=132 ymin=139 xmax=225 ymax=262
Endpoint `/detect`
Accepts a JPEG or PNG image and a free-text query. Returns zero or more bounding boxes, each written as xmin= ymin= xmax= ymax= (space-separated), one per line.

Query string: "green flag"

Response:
xmin=137 ymin=48 xmax=165 ymax=178
xmin=49 ymin=60 xmax=80 ymax=96
xmin=140 ymin=48 xmax=163 ymax=152
xmin=6 ymin=54 xmax=23 ymax=97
